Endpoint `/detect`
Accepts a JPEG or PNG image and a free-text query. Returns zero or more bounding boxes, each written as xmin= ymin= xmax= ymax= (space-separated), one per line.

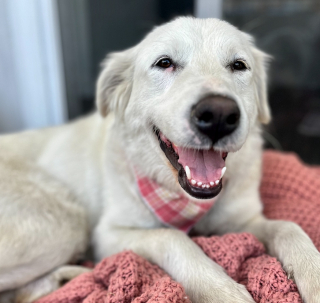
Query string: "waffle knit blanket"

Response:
xmin=36 ymin=150 xmax=320 ymax=303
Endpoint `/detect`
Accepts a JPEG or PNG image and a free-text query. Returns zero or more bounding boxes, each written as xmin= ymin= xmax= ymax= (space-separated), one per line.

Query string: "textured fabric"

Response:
xmin=135 ymin=169 xmax=216 ymax=232
xmin=37 ymin=234 xmax=302 ymax=303
xmin=262 ymin=150 xmax=320 ymax=249
xmin=36 ymin=150 xmax=320 ymax=303
xmin=36 ymin=251 xmax=190 ymax=303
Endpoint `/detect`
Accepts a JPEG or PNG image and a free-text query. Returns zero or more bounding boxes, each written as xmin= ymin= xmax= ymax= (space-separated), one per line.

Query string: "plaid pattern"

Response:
xmin=134 ymin=170 xmax=216 ymax=233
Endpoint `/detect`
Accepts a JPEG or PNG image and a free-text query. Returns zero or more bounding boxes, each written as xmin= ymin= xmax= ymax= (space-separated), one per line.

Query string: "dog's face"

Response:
xmin=97 ymin=17 xmax=270 ymax=200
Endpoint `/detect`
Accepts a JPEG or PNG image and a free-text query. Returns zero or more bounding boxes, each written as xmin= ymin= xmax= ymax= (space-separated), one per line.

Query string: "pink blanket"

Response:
xmin=36 ymin=151 xmax=320 ymax=303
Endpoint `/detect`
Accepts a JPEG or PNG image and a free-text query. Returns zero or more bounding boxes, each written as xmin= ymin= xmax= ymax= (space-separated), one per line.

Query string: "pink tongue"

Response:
xmin=176 ymin=147 xmax=225 ymax=183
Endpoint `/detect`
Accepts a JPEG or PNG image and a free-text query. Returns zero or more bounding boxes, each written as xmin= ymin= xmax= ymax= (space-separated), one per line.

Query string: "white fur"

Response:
xmin=0 ymin=17 xmax=319 ymax=303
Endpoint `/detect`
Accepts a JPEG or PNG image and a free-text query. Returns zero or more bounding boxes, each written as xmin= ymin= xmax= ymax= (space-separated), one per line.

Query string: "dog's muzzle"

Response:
xmin=153 ymin=95 xmax=239 ymax=200
xmin=191 ymin=95 xmax=240 ymax=144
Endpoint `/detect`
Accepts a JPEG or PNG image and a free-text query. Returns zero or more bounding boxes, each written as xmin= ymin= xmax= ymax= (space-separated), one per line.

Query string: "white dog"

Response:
xmin=0 ymin=17 xmax=319 ymax=303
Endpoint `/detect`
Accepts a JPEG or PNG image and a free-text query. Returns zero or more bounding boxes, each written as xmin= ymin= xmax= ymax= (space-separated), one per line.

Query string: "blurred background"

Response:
xmin=1 ymin=0 xmax=320 ymax=163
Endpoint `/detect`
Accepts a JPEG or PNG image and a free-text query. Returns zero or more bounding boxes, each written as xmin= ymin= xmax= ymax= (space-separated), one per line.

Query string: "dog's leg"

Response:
xmin=1 ymin=265 xmax=92 ymax=303
xmin=242 ymin=214 xmax=320 ymax=303
xmin=94 ymin=226 xmax=255 ymax=303
xmin=0 ymin=161 xmax=89 ymax=292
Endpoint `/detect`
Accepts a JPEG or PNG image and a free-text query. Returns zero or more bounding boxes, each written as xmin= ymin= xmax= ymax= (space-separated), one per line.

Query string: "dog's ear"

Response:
xmin=244 ymin=33 xmax=272 ymax=124
xmin=96 ymin=49 xmax=134 ymax=117
xmin=252 ymin=47 xmax=272 ymax=124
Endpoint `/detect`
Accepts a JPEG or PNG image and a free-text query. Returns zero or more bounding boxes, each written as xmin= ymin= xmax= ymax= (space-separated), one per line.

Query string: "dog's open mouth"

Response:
xmin=154 ymin=127 xmax=227 ymax=199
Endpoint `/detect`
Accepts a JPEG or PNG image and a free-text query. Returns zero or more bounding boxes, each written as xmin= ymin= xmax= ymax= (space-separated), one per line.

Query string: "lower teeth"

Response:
xmin=190 ymin=180 xmax=220 ymax=188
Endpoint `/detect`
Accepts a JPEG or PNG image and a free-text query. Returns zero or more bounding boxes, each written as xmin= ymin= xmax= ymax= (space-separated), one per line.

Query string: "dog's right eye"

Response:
xmin=155 ymin=58 xmax=173 ymax=69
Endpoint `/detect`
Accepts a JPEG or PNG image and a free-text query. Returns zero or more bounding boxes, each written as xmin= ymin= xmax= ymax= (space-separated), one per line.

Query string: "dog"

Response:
xmin=0 ymin=17 xmax=319 ymax=303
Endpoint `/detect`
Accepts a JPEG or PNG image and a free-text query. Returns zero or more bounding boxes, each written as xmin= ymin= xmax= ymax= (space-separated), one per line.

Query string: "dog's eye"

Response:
xmin=232 ymin=60 xmax=247 ymax=71
xmin=155 ymin=58 xmax=173 ymax=69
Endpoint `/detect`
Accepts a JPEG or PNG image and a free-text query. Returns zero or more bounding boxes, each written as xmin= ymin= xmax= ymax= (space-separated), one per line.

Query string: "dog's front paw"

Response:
xmin=217 ymin=283 xmax=256 ymax=303
xmin=297 ymin=276 xmax=320 ymax=303
xmin=193 ymin=281 xmax=255 ymax=303
xmin=288 ymin=255 xmax=320 ymax=303
xmin=306 ymin=293 xmax=320 ymax=303
xmin=298 ymin=280 xmax=320 ymax=303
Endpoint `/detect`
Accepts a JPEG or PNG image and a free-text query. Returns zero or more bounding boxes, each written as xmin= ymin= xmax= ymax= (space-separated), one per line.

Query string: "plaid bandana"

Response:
xmin=134 ymin=169 xmax=217 ymax=233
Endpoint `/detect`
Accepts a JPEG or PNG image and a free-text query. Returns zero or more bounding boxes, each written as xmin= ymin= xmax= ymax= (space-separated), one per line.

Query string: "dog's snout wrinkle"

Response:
xmin=191 ymin=95 xmax=240 ymax=145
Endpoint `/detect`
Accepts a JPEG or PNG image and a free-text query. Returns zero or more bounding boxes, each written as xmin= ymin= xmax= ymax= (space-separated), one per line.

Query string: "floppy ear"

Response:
xmin=243 ymin=32 xmax=272 ymax=124
xmin=96 ymin=49 xmax=134 ymax=117
xmin=252 ymin=46 xmax=272 ymax=124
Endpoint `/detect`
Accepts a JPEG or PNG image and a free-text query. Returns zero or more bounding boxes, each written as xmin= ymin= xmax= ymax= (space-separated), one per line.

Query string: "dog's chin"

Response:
xmin=154 ymin=127 xmax=227 ymax=200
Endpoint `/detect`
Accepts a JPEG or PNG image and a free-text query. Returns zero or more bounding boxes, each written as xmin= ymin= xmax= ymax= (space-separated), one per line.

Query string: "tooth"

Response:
xmin=185 ymin=166 xmax=191 ymax=180
xmin=221 ymin=167 xmax=226 ymax=179
xmin=210 ymin=182 xmax=214 ymax=186
xmin=202 ymin=184 xmax=206 ymax=188
xmin=206 ymin=185 xmax=210 ymax=188
xmin=215 ymin=180 xmax=219 ymax=185
xmin=197 ymin=182 xmax=202 ymax=186
xmin=191 ymin=179 xmax=196 ymax=185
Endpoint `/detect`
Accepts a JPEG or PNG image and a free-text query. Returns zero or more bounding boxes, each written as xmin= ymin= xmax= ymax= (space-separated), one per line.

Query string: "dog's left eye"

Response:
xmin=155 ymin=58 xmax=174 ymax=69
xmin=231 ymin=60 xmax=247 ymax=71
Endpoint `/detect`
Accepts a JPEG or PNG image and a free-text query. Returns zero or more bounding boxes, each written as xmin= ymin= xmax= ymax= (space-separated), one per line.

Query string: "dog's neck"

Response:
xmin=133 ymin=167 xmax=217 ymax=233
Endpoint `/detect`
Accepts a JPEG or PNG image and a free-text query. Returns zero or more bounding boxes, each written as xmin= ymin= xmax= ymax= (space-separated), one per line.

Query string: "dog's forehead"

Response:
xmin=139 ymin=18 xmax=251 ymax=61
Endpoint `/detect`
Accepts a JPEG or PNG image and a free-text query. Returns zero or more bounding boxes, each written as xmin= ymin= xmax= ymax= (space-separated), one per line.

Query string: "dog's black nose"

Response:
xmin=191 ymin=95 xmax=240 ymax=144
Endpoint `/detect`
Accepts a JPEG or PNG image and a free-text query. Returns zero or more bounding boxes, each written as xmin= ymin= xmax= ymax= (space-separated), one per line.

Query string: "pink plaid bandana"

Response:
xmin=134 ymin=170 xmax=217 ymax=233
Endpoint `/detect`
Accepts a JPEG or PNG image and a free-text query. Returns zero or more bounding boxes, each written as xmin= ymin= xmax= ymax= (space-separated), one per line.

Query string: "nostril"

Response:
xmin=226 ymin=113 xmax=240 ymax=126
xmin=197 ymin=111 xmax=214 ymax=125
